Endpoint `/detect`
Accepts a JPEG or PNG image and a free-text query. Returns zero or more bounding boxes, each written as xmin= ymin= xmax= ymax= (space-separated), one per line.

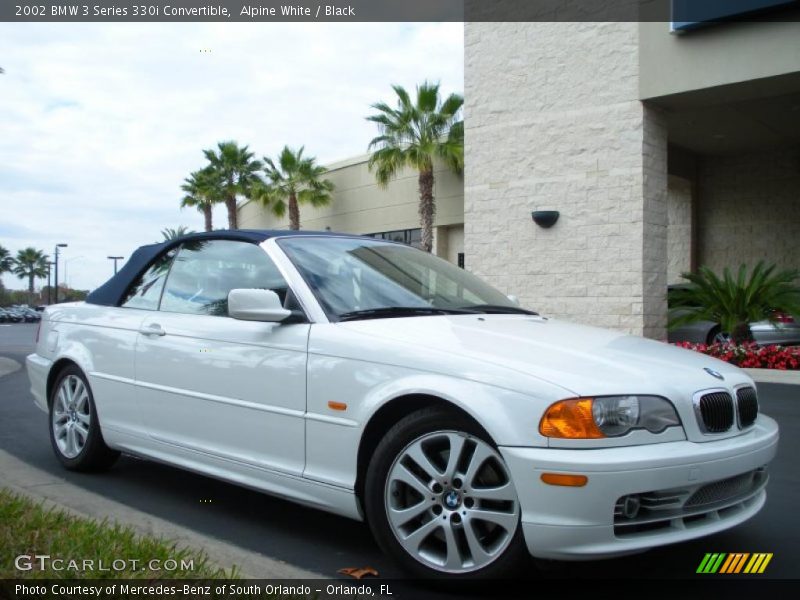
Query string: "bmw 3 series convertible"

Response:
xmin=27 ymin=230 xmax=779 ymax=578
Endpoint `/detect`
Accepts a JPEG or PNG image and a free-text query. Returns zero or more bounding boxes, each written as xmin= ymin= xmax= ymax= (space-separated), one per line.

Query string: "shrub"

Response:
xmin=675 ymin=341 xmax=800 ymax=370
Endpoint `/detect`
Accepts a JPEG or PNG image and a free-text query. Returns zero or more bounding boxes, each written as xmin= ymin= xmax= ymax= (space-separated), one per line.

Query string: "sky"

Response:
xmin=0 ymin=22 xmax=464 ymax=292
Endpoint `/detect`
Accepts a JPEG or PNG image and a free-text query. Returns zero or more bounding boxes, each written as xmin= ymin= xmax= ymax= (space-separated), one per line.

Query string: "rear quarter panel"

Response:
xmin=41 ymin=303 xmax=151 ymax=440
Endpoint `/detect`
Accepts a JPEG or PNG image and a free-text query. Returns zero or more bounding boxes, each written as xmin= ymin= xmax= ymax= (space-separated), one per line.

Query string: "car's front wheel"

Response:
xmin=49 ymin=365 xmax=119 ymax=471
xmin=365 ymin=407 xmax=527 ymax=578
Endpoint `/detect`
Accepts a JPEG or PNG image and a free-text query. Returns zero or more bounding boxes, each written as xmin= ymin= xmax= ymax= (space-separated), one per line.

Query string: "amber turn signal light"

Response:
xmin=540 ymin=473 xmax=588 ymax=487
xmin=328 ymin=401 xmax=347 ymax=411
xmin=539 ymin=398 xmax=605 ymax=439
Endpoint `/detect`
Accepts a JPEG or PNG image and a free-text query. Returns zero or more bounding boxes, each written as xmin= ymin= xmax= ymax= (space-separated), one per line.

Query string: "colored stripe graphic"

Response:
xmin=720 ymin=553 xmax=749 ymax=573
xmin=699 ymin=553 xmax=773 ymax=574
xmin=697 ymin=553 xmax=727 ymax=573
xmin=744 ymin=553 xmax=773 ymax=574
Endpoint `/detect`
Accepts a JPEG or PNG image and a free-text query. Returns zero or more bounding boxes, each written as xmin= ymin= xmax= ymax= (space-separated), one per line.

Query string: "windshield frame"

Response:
xmin=275 ymin=234 xmax=521 ymax=322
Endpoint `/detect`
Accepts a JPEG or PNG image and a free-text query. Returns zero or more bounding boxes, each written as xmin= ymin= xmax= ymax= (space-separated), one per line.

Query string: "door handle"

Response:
xmin=139 ymin=323 xmax=166 ymax=336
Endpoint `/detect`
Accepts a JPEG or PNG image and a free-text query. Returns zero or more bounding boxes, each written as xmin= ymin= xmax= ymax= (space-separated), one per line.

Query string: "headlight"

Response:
xmin=539 ymin=395 xmax=681 ymax=439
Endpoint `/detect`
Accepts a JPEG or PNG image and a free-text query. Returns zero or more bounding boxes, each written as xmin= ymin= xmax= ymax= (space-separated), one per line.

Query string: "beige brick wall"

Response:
xmin=464 ymin=22 xmax=668 ymax=337
xmin=697 ymin=148 xmax=800 ymax=273
xmin=238 ymin=154 xmax=464 ymax=235
xmin=667 ymin=175 xmax=693 ymax=284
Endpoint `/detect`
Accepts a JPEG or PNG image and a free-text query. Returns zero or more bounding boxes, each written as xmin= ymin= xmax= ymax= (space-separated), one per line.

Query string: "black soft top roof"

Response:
xmin=85 ymin=229 xmax=358 ymax=307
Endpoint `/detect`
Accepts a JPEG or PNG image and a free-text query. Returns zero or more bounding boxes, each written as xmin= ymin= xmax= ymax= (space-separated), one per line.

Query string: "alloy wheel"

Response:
xmin=384 ymin=431 xmax=520 ymax=574
xmin=52 ymin=375 xmax=91 ymax=458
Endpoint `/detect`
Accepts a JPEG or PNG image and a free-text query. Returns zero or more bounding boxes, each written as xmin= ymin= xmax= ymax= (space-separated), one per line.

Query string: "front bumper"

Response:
xmin=500 ymin=415 xmax=779 ymax=560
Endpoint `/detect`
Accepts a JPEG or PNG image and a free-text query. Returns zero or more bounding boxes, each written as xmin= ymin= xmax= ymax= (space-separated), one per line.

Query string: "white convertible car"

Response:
xmin=27 ymin=231 xmax=778 ymax=578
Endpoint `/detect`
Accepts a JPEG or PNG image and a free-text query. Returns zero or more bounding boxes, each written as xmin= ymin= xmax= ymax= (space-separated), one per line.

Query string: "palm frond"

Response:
xmin=668 ymin=261 xmax=800 ymax=343
xmin=259 ymin=146 xmax=334 ymax=224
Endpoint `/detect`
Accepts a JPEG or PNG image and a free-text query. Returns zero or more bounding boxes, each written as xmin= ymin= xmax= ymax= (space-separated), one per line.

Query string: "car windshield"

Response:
xmin=278 ymin=236 xmax=525 ymax=321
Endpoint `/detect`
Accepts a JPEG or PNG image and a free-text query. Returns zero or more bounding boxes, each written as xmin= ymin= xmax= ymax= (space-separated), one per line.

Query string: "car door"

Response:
xmin=133 ymin=239 xmax=309 ymax=476
xmin=85 ymin=248 xmax=179 ymax=440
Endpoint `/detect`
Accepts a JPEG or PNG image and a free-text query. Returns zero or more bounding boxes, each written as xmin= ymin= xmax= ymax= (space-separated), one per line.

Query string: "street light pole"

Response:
xmin=53 ymin=243 xmax=67 ymax=304
xmin=107 ymin=256 xmax=124 ymax=274
xmin=46 ymin=261 xmax=54 ymax=305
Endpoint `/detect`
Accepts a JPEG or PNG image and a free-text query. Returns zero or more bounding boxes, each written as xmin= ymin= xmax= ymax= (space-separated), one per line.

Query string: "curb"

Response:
xmin=744 ymin=368 xmax=800 ymax=385
xmin=0 ymin=448 xmax=325 ymax=579
xmin=0 ymin=357 xmax=21 ymax=379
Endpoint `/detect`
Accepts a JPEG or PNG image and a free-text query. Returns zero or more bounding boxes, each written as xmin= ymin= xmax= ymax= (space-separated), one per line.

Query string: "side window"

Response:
xmin=160 ymin=240 xmax=288 ymax=317
xmin=120 ymin=249 xmax=177 ymax=310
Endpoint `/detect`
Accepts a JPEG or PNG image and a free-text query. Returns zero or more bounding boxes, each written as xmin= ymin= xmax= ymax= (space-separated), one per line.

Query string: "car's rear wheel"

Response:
xmin=364 ymin=407 xmax=527 ymax=578
xmin=49 ymin=365 xmax=119 ymax=471
xmin=707 ymin=326 xmax=732 ymax=345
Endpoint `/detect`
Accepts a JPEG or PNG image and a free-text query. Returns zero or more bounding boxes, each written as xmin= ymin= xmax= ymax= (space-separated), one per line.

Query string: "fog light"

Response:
xmin=621 ymin=495 xmax=641 ymax=519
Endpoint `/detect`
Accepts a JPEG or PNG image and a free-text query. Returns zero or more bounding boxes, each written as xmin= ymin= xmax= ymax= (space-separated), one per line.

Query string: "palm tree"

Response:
xmin=181 ymin=167 xmax=223 ymax=232
xmin=13 ymin=248 xmax=48 ymax=302
xmin=0 ymin=244 xmax=14 ymax=275
xmin=669 ymin=262 xmax=800 ymax=344
xmin=161 ymin=226 xmax=195 ymax=241
xmin=258 ymin=146 xmax=334 ymax=231
xmin=202 ymin=141 xmax=263 ymax=230
xmin=367 ymin=82 xmax=464 ymax=252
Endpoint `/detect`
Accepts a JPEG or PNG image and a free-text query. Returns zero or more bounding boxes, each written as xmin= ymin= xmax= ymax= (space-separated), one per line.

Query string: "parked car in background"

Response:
xmin=1 ymin=309 xmax=23 ymax=323
xmin=668 ymin=284 xmax=800 ymax=346
xmin=27 ymin=231 xmax=778 ymax=578
xmin=0 ymin=309 xmax=8 ymax=323
xmin=22 ymin=308 xmax=41 ymax=322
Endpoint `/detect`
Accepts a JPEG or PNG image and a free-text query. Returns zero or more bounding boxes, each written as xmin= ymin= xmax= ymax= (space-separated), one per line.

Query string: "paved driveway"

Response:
xmin=0 ymin=323 xmax=797 ymax=580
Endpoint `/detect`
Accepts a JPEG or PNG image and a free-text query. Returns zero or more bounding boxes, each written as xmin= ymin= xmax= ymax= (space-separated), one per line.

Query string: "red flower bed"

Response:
xmin=674 ymin=341 xmax=800 ymax=370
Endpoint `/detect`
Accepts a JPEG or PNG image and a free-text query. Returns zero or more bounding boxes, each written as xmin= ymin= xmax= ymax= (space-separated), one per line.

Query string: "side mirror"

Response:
xmin=507 ymin=294 xmax=520 ymax=307
xmin=228 ymin=289 xmax=292 ymax=322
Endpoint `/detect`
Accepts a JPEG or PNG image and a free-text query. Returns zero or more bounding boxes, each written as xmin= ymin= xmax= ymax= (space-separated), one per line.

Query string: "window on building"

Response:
xmin=364 ymin=228 xmax=422 ymax=249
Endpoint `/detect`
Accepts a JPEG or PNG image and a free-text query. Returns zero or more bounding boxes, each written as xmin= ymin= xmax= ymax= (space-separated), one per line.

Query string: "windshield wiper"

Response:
xmin=338 ymin=306 xmax=478 ymax=322
xmin=461 ymin=304 xmax=539 ymax=315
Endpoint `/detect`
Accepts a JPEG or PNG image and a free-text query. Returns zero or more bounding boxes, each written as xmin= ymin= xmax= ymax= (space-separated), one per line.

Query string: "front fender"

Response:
xmin=303 ymin=353 xmax=557 ymax=490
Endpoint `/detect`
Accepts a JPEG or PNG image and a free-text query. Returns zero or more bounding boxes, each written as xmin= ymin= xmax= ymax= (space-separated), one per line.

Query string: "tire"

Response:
xmin=364 ymin=406 xmax=528 ymax=579
xmin=48 ymin=365 xmax=119 ymax=471
xmin=707 ymin=326 xmax=732 ymax=345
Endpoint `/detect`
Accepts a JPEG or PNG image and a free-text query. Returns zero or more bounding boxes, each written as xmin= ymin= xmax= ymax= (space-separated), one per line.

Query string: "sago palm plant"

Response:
xmin=367 ymin=82 xmax=463 ymax=252
xmin=669 ymin=262 xmax=800 ymax=344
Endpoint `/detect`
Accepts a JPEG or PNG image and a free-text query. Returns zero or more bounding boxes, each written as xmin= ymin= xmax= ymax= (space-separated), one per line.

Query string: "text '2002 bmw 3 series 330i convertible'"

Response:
xmin=27 ymin=230 xmax=778 ymax=578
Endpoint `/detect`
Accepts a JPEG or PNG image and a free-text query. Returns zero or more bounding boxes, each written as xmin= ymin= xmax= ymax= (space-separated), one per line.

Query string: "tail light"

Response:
xmin=773 ymin=311 xmax=795 ymax=324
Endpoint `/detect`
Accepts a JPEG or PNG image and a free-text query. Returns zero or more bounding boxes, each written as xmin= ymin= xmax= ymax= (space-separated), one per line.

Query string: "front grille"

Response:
xmin=697 ymin=391 xmax=734 ymax=433
xmin=614 ymin=467 xmax=768 ymax=538
xmin=685 ymin=470 xmax=764 ymax=508
xmin=737 ymin=387 xmax=759 ymax=428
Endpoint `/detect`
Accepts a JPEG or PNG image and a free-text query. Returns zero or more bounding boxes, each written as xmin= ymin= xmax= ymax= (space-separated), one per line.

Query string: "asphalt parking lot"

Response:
xmin=0 ymin=322 xmax=798 ymax=583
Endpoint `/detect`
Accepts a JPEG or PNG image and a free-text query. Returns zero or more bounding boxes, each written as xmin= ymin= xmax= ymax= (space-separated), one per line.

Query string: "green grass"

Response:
xmin=0 ymin=487 xmax=238 ymax=579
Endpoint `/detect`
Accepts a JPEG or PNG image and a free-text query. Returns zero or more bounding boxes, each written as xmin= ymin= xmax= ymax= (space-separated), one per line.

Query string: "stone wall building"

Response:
xmin=239 ymin=15 xmax=800 ymax=341
xmin=465 ymin=18 xmax=800 ymax=339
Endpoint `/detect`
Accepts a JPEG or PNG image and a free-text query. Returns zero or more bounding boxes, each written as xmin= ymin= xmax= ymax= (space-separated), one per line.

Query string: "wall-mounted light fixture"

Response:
xmin=532 ymin=210 xmax=560 ymax=228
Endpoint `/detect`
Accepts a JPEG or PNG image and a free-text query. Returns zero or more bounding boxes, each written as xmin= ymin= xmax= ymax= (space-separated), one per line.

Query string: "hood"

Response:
xmin=338 ymin=314 xmax=752 ymax=399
